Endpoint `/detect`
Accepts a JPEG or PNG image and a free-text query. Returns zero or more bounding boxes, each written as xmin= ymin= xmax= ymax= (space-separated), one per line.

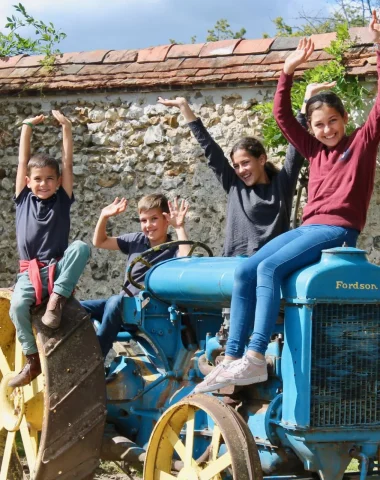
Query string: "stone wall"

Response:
xmin=0 ymin=86 xmax=379 ymax=299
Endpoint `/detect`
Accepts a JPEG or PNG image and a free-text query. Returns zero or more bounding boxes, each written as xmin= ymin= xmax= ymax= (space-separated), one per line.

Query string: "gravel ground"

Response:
xmin=94 ymin=462 xmax=142 ymax=480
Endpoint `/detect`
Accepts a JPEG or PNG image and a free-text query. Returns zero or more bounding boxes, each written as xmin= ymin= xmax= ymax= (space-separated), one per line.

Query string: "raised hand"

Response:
xmin=163 ymin=197 xmax=189 ymax=229
xmin=284 ymin=37 xmax=314 ymax=75
xmin=101 ymin=197 xmax=128 ymax=218
xmin=52 ymin=110 xmax=72 ymax=128
xmin=305 ymin=81 xmax=337 ymax=99
xmin=23 ymin=114 xmax=45 ymax=126
xmin=369 ymin=10 xmax=380 ymax=43
xmin=157 ymin=96 xmax=188 ymax=109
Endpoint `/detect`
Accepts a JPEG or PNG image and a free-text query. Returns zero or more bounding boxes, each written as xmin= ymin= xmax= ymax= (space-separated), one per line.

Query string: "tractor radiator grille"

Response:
xmin=310 ymin=303 xmax=380 ymax=428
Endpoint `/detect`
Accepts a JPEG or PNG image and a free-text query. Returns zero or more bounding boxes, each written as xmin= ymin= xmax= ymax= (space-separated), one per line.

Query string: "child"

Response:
xmin=9 ymin=111 xmax=90 ymax=388
xmin=194 ymin=12 xmax=380 ymax=394
xmin=81 ymin=194 xmax=190 ymax=359
xmin=157 ymin=93 xmax=316 ymax=257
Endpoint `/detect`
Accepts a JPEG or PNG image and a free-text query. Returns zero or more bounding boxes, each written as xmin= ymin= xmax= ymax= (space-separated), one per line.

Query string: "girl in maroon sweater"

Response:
xmin=194 ymin=12 xmax=380 ymax=394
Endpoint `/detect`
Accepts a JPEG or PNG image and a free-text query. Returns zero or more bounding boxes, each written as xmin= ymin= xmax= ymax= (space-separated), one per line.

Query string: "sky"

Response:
xmin=1 ymin=0 xmax=333 ymax=53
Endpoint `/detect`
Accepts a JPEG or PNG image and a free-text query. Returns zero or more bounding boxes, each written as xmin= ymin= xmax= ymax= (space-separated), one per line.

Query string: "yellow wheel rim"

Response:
xmin=144 ymin=393 xmax=262 ymax=480
xmin=0 ymin=291 xmax=44 ymax=480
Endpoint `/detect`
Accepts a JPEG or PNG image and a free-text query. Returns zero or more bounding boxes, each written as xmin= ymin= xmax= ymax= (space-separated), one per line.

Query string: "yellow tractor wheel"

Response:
xmin=144 ymin=393 xmax=263 ymax=480
xmin=0 ymin=290 xmax=106 ymax=480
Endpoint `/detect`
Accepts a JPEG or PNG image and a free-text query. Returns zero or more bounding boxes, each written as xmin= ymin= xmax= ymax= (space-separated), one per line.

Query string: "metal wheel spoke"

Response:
xmin=184 ymin=406 xmax=195 ymax=468
xmin=20 ymin=417 xmax=37 ymax=473
xmin=29 ymin=427 xmax=39 ymax=457
xmin=0 ymin=431 xmax=16 ymax=480
xmin=23 ymin=374 xmax=44 ymax=403
xmin=210 ymin=425 xmax=221 ymax=461
xmin=0 ymin=350 xmax=10 ymax=376
xmin=166 ymin=424 xmax=186 ymax=462
xmin=154 ymin=471 xmax=177 ymax=480
xmin=199 ymin=452 xmax=232 ymax=480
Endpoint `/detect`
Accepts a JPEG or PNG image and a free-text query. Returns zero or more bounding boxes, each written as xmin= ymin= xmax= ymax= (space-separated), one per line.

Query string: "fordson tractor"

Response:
xmin=0 ymin=241 xmax=380 ymax=480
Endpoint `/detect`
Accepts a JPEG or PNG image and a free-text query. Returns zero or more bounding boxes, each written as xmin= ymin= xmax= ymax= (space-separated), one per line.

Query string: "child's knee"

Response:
xmin=106 ymin=294 xmax=123 ymax=313
xmin=70 ymin=240 xmax=91 ymax=259
xmin=235 ymin=260 xmax=258 ymax=282
xmin=9 ymin=298 xmax=30 ymax=322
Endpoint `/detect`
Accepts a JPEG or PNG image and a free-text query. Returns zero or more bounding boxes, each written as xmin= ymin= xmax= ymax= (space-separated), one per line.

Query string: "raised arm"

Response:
xmin=52 ymin=110 xmax=73 ymax=198
xmin=157 ymin=96 xmax=235 ymax=192
xmin=16 ymin=115 xmax=45 ymax=197
xmin=163 ymin=197 xmax=191 ymax=256
xmin=93 ymin=197 xmax=127 ymax=250
xmin=360 ymin=10 xmax=380 ymax=143
xmin=274 ymin=38 xmax=319 ymax=160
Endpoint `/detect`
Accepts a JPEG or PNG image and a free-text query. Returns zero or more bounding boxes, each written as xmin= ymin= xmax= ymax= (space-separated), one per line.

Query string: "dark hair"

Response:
xmin=230 ymin=137 xmax=267 ymax=161
xmin=138 ymin=193 xmax=170 ymax=214
xmin=27 ymin=153 xmax=60 ymax=177
xmin=306 ymin=91 xmax=346 ymax=121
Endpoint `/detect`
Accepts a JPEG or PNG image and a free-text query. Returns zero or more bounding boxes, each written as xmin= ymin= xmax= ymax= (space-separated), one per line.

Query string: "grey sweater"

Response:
xmin=188 ymin=117 xmax=306 ymax=257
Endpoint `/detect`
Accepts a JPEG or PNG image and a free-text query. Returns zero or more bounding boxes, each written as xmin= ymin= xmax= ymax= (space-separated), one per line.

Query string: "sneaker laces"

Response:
xmin=227 ymin=356 xmax=259 ymax=375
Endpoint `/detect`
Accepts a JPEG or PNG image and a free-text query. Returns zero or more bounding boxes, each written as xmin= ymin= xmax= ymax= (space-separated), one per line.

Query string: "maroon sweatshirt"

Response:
xmin=273 ymin=52 xmax=380 ymax=232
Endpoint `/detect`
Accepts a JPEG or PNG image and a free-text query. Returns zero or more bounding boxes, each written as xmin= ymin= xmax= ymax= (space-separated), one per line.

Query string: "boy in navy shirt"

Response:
xmin=81 ymin=194 xmax=190 ymax=359
xmin=9 ymin=111 xmax=90 ymax=388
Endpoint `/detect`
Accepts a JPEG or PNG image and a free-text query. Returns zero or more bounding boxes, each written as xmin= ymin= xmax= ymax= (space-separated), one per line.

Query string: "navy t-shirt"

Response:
xmin=117 ymin=232 xmax=178 ymax=296
xmin=15 ymin=186 xmax=74 ymax=262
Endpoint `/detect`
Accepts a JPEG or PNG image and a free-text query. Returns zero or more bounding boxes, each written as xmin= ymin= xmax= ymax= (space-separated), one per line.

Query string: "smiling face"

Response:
xmin=232 ymin=149 xmax=269 ymax=186
xmin=26 ymin=166 xmax=61 ymax=200
xmin=139 ymin=207 xmax=169 ymax=247
xmin=309 ymin=104 xmax=348 ymax=148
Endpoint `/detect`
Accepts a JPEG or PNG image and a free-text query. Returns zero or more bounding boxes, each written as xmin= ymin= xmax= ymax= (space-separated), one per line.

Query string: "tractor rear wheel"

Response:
xmin=0 ymin=290 xmax=106 ymax=480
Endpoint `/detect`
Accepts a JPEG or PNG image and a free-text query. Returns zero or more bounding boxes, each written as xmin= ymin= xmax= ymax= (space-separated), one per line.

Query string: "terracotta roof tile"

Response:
xmin=245 ymin=54 xmax=267 ymax=65
xmin=154 ymin=59 xmax=184 ymax=71
xmin=199 ymin=39 xmax=241 ymax=57
xmin=137 ymin=45 xmax=172 ymax=63
xmin=167 ymin=43 xmax=204 ymax=58
xmin=126 ymin=62 xmax=160 ymax=73
xmin=310 ymin=32 xmax=337 ymax=50
xmin=8 ymin=67 xmax=40 ymax=78
xmin=14 ymin=55 xmax=45 ymax=67
xmin=233 ymin=38 xmax=274 ymax=54
xmin=0 ymin=31 xmax=376 ymax=94
xmin=34 ymin=64 xmax=85 ymax=77
xmin=271 ymin=37 xmax=299 ymax=51
xmin=262 ymin=51 xmax=290 ymax=64
xmin=181 ymin=55 xmax=249 ymax=70
xmin=78 ymin=64 xmax=116 ymax=75
xmin=103 ymin=50 xmax=138 ymax=63
xmin=349 ymin=26 xmax=374 ymax=44
xmin=56 ymin=50 xmax=110 ymax=64
xmin=0 ymin=68 xmax=16 ymax=79
xmin=0 ymin=55 xmax=24 ymax=69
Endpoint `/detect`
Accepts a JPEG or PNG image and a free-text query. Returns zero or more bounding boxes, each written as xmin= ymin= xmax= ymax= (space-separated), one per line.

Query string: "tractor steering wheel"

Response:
xmin=126 ymin=240 xmax=213 ymax=291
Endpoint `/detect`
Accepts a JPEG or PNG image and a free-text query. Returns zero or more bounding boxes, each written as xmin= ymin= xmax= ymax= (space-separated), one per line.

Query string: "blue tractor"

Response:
xmin=0 ymin=242 xmax=380 ymax=479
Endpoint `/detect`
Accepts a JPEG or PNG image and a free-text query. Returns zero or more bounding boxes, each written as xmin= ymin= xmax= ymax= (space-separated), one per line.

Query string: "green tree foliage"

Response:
xmin=206 ymin=19 xmax=246 ymax=42
xmin=264 ymin=0 xmax=380 ymax=37
xmin=254 ymin=24 xmax=369 ymax=153
xmin=169 ymin=18 xmax=246 ymax=44
xmin=0 ymin=3 xmax=66 ymax=68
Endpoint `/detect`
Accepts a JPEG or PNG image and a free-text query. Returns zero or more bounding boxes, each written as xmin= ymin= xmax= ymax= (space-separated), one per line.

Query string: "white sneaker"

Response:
xmin=195 ymin=355 xmax=267 ymax=394
xmin=193 ymin=360 xmax=239 ymax=394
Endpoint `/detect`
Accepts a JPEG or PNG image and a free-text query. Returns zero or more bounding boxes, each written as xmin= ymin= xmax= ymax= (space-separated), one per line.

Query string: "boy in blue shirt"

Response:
xmin=81 ymin=194 xmax=190 ymax=359
xmin=9 ymin=111 xmax=90 ymax=388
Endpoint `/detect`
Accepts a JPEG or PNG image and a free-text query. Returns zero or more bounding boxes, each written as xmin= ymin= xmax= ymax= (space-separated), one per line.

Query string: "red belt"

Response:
xmin=19 ymin=259 xmax=57 ymax=306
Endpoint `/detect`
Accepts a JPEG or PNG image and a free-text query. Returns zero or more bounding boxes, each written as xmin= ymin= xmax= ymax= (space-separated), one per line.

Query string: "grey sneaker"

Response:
xmin=195 ymin=355 xmax=268 ymax=393
xmin=194 ymin=360 xmax=240 ymax=394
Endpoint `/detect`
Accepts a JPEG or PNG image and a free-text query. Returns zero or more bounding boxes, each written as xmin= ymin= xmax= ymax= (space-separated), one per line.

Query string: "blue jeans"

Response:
xmin=81 ymin=294 xmax=124 ymax=358
xmin=226 ymin=225 xmax=359 ymax=357
xmin=10 ymin=241 xmax=91 ymax=355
